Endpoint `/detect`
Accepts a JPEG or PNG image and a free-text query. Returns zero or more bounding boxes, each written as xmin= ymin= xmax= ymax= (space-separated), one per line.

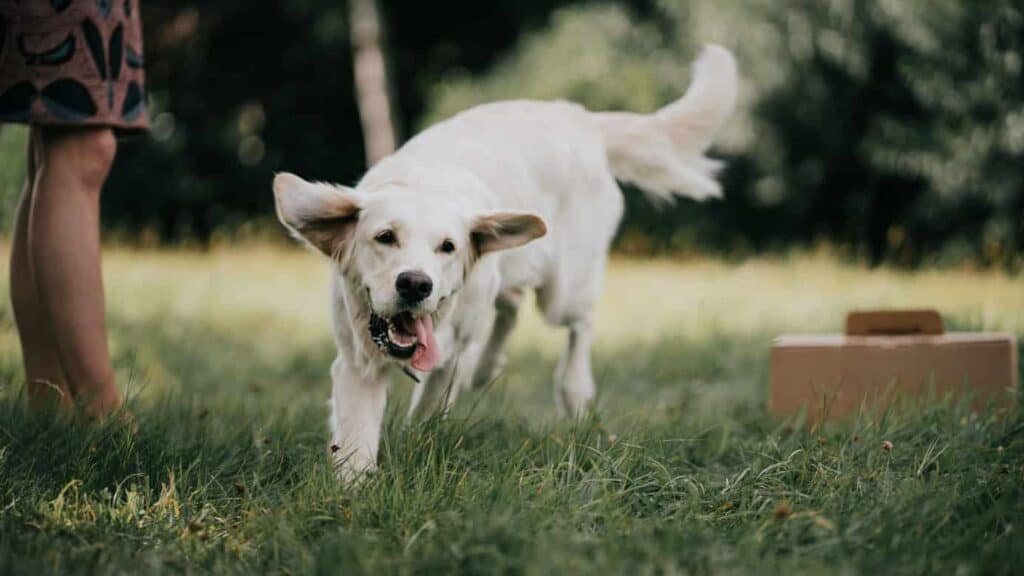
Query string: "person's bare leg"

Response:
xmin=29 ymin=126 xmax=121 ymax=416
xmin=9 ymin=128 xmax=72 ymax=410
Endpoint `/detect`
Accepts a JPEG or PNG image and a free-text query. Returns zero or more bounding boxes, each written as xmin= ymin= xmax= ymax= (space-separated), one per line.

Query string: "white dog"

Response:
xmin=273 ymin=45 xmax=737 ymax=478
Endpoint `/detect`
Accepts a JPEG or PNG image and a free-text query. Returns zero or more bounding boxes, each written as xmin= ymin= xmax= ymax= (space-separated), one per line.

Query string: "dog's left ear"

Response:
xmin=273 ymin=172 xmax=361 ymax=258
xmin=471 ymin=211 xmax=547 ymax=255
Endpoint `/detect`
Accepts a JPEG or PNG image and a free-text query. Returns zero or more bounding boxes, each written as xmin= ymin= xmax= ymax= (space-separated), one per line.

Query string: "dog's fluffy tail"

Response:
xmin=594 ymin=44 xmax=738 ymax=204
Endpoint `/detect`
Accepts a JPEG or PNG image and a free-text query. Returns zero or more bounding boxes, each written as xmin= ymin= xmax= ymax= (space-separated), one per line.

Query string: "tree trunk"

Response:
xmin=349 ymin=0 xmax=399 ymax=167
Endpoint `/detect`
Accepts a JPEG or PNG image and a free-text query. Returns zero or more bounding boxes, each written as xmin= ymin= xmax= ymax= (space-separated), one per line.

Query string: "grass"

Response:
xmin=0 ymin=245 xmax=1022 ymax=574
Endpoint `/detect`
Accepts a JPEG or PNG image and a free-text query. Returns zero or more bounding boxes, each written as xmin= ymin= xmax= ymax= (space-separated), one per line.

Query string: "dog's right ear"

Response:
xmin=273 ymin=172 xmax=360 ymax=258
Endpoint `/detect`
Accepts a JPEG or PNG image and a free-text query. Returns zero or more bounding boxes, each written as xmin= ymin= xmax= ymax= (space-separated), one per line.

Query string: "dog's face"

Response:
xmin=273 ymin=173 xmax=546 ymax=371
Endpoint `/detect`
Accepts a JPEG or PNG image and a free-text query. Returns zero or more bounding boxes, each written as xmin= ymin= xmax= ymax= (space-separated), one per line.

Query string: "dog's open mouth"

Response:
xmin=368 ymin=311 xmax=441 ymax=372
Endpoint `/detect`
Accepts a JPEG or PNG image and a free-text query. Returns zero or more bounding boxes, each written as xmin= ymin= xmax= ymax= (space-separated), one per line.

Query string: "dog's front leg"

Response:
xmin=328 ymin=355 xmax=387 ymax=480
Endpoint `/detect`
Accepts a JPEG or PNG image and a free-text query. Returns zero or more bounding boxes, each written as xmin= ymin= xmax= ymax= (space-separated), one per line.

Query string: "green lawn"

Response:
xmin=0 ymin=247 xmax=1021 ymax=574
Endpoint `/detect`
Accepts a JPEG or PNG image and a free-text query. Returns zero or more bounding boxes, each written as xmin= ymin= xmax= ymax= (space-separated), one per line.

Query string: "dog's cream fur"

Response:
xmin=274 ymin=45 xmax=738 ymax=478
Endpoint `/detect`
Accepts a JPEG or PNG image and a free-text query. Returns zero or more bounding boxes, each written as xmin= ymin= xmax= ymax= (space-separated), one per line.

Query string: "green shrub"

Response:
xmin=0 ymin=127 xmax=28 ymax=235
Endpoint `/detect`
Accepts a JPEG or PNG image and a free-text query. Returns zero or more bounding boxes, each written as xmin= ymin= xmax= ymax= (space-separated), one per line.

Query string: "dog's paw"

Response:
xmin=330 ymin=445 xmax=377 ymax=483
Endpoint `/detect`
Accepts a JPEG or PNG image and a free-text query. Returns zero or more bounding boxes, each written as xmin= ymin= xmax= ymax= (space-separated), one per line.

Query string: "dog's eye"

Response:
xmin=439 ymin=239 xmax=456 ymax=254
xmin=375 ymin=230 xmax=397 ymax=245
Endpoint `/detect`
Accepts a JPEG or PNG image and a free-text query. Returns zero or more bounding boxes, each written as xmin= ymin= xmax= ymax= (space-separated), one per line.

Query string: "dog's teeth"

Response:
xmin=387 ymin=323 xmax=417 ymax=348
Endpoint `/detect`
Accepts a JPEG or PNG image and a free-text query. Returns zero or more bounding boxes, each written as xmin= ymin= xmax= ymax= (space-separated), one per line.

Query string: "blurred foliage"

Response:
xmin=2 ymin=0 xmax=1020 ymax=266
xmin=422 ymin=5 xmax=689 ymax=125
xmin=104 ymin=2 xmax=363 ymax=240
xmin=99 ymin=0 xmax=638 ymax=240
xmin=425 ymin=0 xmax=1024 ymax=267
xmin=742 ymin=0 xmax=1024 ymax=267
xmin=0 ymin=126 xmax=28 ymax=231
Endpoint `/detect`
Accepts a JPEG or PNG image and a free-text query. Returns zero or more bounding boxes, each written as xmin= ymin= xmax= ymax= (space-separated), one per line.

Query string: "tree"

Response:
xmin=349 ymin=0 xmax=399 ymax=166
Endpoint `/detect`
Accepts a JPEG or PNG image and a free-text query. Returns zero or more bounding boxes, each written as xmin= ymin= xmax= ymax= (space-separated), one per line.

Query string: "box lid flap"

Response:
xmin=774 ymin=332 xmax=1016 ymax=348
xmin=846 ymin=309 xmax=944 ymax=336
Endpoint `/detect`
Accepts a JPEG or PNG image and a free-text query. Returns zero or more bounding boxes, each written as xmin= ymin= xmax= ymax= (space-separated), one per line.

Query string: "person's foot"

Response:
xmin=78 ymin=383 xmax=123 ymax=419
xmin=26 ymin=379 xmax=73 ymax=412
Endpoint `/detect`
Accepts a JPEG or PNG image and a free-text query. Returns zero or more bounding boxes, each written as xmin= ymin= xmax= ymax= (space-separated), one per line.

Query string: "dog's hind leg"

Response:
xmin=470 ymin=288 xmax=523 ymax=389
xmin=407 ymin=361 xmax=460 ymax=422
xmin=554 ymin=315 xmax=596 ymax=416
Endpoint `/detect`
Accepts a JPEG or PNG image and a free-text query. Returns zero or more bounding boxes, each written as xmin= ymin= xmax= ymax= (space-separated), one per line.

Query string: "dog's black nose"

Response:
xmin=396 ymin=271 xmax=433 ymax=303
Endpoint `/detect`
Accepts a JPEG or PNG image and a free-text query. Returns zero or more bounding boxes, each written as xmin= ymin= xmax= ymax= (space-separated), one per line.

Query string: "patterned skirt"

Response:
xmin=0 ymin=0 xmax=148 ymax=131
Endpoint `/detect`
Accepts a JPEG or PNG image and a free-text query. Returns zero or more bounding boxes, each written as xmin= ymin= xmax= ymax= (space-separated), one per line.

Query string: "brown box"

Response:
xmin=771 ymin=310 xmax=1018 ymax=423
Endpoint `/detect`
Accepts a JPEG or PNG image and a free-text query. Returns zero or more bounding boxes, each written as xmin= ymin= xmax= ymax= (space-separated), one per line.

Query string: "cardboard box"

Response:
xmin=771 ymin=310 xmax=1018 ymax=423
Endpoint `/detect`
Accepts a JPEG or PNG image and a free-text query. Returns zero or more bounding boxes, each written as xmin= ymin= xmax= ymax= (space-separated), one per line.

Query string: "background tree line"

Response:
xmin=1 ymin=0 xmax=1020 ymax=267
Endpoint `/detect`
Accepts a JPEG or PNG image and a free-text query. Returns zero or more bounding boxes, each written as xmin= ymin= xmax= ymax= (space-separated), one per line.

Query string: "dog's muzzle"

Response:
xmin=368 ymin=311 xmax=419 ymax=359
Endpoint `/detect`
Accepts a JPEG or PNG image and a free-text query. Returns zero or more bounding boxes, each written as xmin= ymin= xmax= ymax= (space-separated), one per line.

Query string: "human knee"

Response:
xmin=40 ymin=128 xmax=117 ymax=191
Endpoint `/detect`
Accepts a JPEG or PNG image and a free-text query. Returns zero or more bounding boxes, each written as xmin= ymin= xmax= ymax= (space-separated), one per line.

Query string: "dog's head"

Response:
xmin=273 ymin=172 xmax=546 ymax=371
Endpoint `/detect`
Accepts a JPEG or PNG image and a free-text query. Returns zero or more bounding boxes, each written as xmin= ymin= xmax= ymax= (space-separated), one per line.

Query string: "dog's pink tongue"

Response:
xmin=411 ymin=315 xmax=441 ymax=372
